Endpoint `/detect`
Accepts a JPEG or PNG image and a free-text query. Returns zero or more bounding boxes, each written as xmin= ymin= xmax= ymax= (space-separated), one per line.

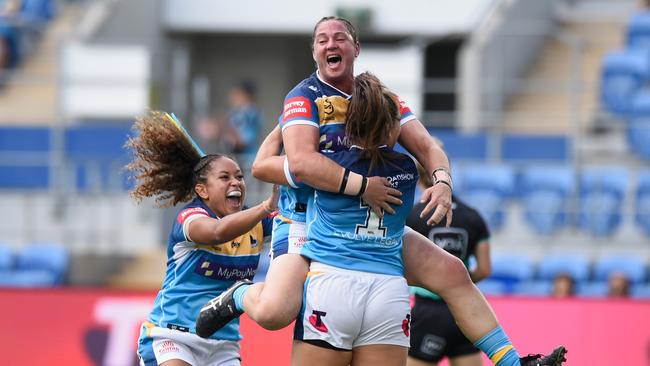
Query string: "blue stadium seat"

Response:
xmin=631 ymin=283 xmax=650 ymax=299
xmin=537 ymin=252 xmax=591 ymax=283
xmin=0 ymin=244 xmax=14 ymax=271
xmin=427 ymin=129 xmax=488 ymax=161
xmin=476 ymin=279 xmax=507 ymax=296
xmin=457 ymin=165 xmax=515 ymax=231
xmin=489 ymin=252 xmax=535 ymax=293
xmin=600 ymin=49 xmax=650 ymax=116
xmin=521 ymin=166 xmax=575 ymax=235
xmin=626 ymin=92 xmax=650 ymax=159
xmin=579 ymin=167 xmax=628 ymax=237
xmin=512 ymin=280 xmax=553 ymax=297
xmin=575 ymin=281 xmax=609 ymax=298
xmin=501 ymin=135 xmax=570 ymax=163
xmin=16 ymin=243 xmax=69 ymax=285
xmin=64 ymin=123 xmax=133 ymax=191
xmin=636 ymin=170 xmax=650 ymax=236
xmin=593 ymin=254 xmax=647 ymax=284
xmin=627 ymin=11 xmax=650 ymax=50
xmin=0 ymin=127 xmax=51 ymax=189
xmin=0 ymin=270 xmax=59 ymax=287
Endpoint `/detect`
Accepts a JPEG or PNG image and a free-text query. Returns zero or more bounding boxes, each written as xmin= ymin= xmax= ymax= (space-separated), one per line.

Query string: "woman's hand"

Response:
xmin=361 ymin=176 xmax=403 ymax=217
xmin=263 ymin=184 xmax=280 ymax=213
xmin=419 ymin=183 xmax=452 ymax=226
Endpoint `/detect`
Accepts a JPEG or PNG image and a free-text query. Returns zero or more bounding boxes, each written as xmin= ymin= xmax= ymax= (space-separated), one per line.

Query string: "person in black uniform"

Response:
xmin=407 ymin=161 xmax=492 ymax=366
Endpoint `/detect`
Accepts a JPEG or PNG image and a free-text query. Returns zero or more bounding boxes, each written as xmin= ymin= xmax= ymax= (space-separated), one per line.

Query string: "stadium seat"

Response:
xmin=631 ymin=283 xmax=650 ymax=299
xmin=520 ymin=166 xmax=575 ymax=235
xmin=537 ymin=252 xmax=591 ymax=283
xmin=575 ymin=281 xmax=609 ymax=298
xmin=512 ymin=280 xmax=553 ymax=297
xmin=593 ymin=254 xmax=647 ymax=284
xmin=457 ymin=165 xmax=515 ymax=231
xmin=0 ymin=243 xmax=14 ymax=271
xmin=64 ymin=123 xmax=133 ymax=192
xmin=636 ymin=170 xmax=650 ymax=236
xmin=476 ymin=279 xmax=507 ymax=296
xmin=579 ymin=167 xmax=628 ymax=237
xmin=627 ymin=11 xmax=650 ymax=51
xmin=600 ymin=49 xmax=650 ymax=116
xmin=0 ymin=127 xmax=51 ymax=189
xmin=427 ymin=129 xmax=488 ymax=161
xmin=626 ymin=92 xmax=650 ymax=160
xmin=0 ymin=270 xmax=59 ymax=287
xmin=501 ymin=135 xmax=571 ymax=163
xmin=489 ymin=252 xmax=535 ymax=293
xmin=16 ymin=243 xmax=69 ymax=285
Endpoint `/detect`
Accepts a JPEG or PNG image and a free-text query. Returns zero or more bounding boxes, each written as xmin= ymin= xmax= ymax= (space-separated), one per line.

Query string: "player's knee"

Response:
xmin=439 ymin=255 xmax=473 ymax=290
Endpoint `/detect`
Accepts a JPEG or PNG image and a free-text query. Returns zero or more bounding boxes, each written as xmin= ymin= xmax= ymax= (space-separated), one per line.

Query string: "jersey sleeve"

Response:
xmin=396 ymin=95 xmax=417 ymax=126
xmin=176 ymin=206 xmax=210 ymax=242
xmin=280 ymin=86 xmax=319 ymax=131
xmin=261 ymin=214 xmax=275 ymax=238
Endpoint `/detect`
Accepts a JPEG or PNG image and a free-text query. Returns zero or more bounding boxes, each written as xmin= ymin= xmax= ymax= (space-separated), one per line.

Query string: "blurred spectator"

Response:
xmin=607 ymin=272 xmax=631 ymax=298
xmin=551 ymin=273 xmax=575 ymax=298
xmin=223 ymin=80 xmax=263 ymax=167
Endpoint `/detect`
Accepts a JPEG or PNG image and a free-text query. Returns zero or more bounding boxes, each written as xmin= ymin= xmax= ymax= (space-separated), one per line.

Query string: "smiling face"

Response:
xmin=312 ymin=19 xmax=360 ymax=93
xmin=195 ymin=157 xmax=245 ymax=217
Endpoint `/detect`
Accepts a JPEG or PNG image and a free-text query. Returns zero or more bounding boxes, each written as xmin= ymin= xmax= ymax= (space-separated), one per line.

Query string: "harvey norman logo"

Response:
xmin=283 ymin=97 xmax=312 ymax=121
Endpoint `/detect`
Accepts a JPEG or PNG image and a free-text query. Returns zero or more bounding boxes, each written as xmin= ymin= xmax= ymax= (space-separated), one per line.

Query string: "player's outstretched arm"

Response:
xmin=283 ymin=124 xmax=402 ymax=216
xmin=398 ymin=120 xmax=453 ymax=226
xmin=188 ymin=185 xmax=279 ymax=245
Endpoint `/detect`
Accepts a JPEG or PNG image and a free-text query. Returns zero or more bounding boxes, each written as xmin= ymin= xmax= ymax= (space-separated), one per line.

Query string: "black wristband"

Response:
xmin=358 ymin=176 xmax=368 ymax=196
xmin=339 ymin=168 xmax=351 ymax=194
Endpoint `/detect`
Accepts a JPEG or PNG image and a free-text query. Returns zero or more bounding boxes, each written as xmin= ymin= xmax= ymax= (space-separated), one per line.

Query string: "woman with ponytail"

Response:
xmin=128 ymin=111 xmax=278 ymax=366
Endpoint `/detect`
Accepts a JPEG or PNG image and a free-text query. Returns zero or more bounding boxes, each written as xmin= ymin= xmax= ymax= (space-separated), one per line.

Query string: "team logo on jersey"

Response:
xmin=316 ymin=96 xmax=348 ymax=124
xmin=283 ymin=97 xmax=312 ymax=122
xmin=402 ymin=313 xmax=411 ymax=336
xmin=309 ymin=310 xmax=328 ymax=333
xmin=177 ymin=207 xmax=209 ymax=224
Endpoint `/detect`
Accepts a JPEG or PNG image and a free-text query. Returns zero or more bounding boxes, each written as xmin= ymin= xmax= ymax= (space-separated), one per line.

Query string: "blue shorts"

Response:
xmin=270 ymin=215 xmax=306 ymax=259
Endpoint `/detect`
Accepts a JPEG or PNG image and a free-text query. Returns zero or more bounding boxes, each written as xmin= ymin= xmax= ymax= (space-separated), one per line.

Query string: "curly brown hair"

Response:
xmin=125 ymin=110 xmax=225 ymax=207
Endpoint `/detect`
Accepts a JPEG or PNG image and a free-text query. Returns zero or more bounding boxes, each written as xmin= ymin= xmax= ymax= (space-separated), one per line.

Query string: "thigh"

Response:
xmin=449 ymin=353 xmax=483 ymax=366
xmin=352 ymin=344 xmax=408 ymax=366
xmin=402 ymin=229 xmax=466 ymax=289
xmin=356 ymin=275 xmax=411 ymax=349
xmin=260 ymin=253 xmax=309 ymax=321
xmin=292 ymin=340 xmax=352 ymax=366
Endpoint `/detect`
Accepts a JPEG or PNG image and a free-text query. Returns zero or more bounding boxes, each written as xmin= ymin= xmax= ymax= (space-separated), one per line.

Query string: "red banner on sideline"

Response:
xmin=0 ymin=289 xmax=648 ymax=365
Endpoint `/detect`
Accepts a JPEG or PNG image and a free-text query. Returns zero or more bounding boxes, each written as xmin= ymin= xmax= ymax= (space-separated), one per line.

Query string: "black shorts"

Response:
xmin=409 ymin=295 xmax=479 ymax=362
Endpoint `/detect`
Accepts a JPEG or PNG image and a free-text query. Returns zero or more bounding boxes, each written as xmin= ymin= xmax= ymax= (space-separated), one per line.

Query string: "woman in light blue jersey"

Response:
xmin=289 ymin=71 xmax=417 ymax=365
xmin=126 ymin=111 xmax=278 ymax=366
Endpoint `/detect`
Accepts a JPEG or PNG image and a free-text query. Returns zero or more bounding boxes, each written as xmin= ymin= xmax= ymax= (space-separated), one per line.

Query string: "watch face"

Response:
xmin=428 ymin=227 xmax=468 ymax=260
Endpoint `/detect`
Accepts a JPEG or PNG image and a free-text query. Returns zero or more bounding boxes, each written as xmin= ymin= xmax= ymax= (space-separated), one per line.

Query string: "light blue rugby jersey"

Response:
xmin=302 ymin=146 xmax=418 ymax=276
xmin=278 ymin=71 xmax=416 ymax=223
xmin=147 ymin=197 xmax=272 ymax=341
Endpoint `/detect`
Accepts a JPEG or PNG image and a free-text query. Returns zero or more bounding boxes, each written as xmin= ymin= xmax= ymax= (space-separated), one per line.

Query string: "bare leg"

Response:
xmin=160 ymin=360 xmax=191 ymax=366
xmin=402 ymin=230 xmax=498 ymax=342
xmin=406 ymin=356 xmax=438 ymax=366
xmin=292 ymin=341 xmax=352 ymax=366
xmin=243 ymin=254 xmax=309 ymax=330
xmin=352 ymin=345 xmax=408 ymax=366
xmin=449 ymin=353 xmax=483 ymax=366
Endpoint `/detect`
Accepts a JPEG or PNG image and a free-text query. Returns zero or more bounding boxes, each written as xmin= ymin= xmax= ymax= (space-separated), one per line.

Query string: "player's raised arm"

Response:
xmin=398 ymin=120 xmax=453 ymax=226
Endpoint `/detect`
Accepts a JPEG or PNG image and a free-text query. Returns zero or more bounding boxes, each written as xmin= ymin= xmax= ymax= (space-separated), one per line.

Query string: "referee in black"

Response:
xmin=407 ymin=162 xmax=492 ymax=366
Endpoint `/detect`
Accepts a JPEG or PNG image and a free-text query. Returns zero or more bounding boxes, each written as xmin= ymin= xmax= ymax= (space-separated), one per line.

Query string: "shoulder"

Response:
xmin=285 ymin=75 xmax=319 ymax=101
xmin=175 ymin=199 xmax=212 ymax=225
